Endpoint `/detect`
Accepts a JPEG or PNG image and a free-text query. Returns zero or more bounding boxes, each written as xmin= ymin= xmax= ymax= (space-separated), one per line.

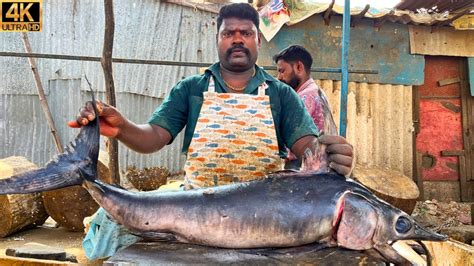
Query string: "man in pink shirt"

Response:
xmin=274 ymin=45 xmax=337 ymax=170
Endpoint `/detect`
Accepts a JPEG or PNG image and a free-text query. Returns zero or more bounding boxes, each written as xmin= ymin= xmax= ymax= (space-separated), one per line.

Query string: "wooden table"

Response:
xmin=105 ymin=242 xmax=385 ymax=265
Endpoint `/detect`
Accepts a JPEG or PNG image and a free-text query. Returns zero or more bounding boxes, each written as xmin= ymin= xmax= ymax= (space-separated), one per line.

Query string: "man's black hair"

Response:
xmin=217 ymin=3 xmax=259 ymax=32
xmin=273 ymin=45 xmax=313 ymax=72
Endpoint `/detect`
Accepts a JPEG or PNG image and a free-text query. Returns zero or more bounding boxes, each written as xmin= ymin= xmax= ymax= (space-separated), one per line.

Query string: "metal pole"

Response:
xmin=339 ymin=0 xmax=351 ymax=137
xmin=0 ymin=52 xmax=378 ymax=74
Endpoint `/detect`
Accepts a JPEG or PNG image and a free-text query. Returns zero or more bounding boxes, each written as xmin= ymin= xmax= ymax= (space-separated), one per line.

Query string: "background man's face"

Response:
xmin=276 ymin=60 xmax=300 ymax=90
xmin=217 ymin=18 xmax=260 ymax=72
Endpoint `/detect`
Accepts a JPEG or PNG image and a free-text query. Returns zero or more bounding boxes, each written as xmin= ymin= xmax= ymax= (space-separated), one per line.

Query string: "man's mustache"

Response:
xmin=225 ymin=45 xmax=250 ymax=57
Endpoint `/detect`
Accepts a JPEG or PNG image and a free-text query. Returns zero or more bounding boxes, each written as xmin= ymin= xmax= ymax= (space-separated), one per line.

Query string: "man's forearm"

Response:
xmin=116 ymin=121 xmax=171 ymax=154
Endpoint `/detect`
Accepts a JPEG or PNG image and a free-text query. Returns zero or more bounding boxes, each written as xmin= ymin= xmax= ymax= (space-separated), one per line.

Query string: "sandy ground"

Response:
xmin=0 ymin=218 xmax=102 ymax=265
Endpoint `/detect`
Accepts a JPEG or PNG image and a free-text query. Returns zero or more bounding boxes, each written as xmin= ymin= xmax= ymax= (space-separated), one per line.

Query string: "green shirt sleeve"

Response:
xmin=147 ymin=79 xmax=190 ymax=143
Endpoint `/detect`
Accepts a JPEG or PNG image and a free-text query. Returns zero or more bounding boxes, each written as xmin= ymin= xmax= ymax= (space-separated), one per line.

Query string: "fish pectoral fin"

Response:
xmin=136 ymin=232 xmax=179 ymax=242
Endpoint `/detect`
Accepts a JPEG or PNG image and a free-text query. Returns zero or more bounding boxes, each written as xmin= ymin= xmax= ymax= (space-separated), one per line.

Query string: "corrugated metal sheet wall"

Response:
xmin=0 ymin=0 xmax=218 ymax=173
xmin=316 ymin=80 xmax=414 ymax=177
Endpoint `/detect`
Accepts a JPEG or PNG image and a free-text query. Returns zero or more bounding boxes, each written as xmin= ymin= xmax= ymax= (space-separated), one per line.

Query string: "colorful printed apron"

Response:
xmin=184 ymin=76 xmax=282 ymax=189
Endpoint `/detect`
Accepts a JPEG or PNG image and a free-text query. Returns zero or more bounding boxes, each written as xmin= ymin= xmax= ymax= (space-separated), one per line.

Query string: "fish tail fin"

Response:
xmin=0 ymin=88 xmax=100 ymax=194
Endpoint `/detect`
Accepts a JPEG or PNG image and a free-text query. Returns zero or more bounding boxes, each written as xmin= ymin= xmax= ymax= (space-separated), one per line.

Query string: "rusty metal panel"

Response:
xmin=409 ymin=25 xmax=474 ymax=57
xmin=258 ymin=15 xmax=425 ymax=86
xmin=395 ymin=0 xmax=473 ymax=14
xmin=315 ymin=80 xmax=414 ymax=177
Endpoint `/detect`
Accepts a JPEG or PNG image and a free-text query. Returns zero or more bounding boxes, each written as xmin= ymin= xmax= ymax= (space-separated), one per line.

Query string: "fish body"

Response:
xmin=0 ymin=101 xmax=446 ymax=264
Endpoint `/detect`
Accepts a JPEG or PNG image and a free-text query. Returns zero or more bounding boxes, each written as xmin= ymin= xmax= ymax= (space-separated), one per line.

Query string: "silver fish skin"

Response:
xmin=0 ymin=100 xmax=446 ymax=264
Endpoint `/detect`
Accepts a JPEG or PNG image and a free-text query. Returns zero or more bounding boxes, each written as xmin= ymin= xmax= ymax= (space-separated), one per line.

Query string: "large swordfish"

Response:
xmin=0 ymin=101 xmax=446 ymax=264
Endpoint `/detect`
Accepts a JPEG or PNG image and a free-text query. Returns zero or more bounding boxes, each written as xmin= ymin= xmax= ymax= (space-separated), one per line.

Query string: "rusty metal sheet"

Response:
xmin=258 ymin=15 xmax=424 ymax=85
xmin=409 ymin=25 xmax=474 ymax=57
xmin=395 ymin=0 xmax=473 ymax=14
xmin=453 ymin=14 xmax=474 ymax=30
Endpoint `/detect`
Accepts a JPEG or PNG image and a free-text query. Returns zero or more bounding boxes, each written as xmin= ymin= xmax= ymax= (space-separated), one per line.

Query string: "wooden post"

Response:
xmin=20 ymin=33 xmax=63 ymax=153
xmin=101 ymin=0 xmax=120 ymax=184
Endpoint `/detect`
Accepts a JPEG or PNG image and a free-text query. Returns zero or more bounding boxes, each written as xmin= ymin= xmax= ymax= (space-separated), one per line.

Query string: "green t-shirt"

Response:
xmin=148 ymin=62 xmax=319 ymax=157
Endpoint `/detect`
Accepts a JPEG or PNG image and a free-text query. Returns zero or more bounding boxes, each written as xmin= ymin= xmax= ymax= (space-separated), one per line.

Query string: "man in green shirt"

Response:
xmin=69 ymin=3 xmax=353 ymax=259
xmin=71 ymin=3 xmax=353 ymax=177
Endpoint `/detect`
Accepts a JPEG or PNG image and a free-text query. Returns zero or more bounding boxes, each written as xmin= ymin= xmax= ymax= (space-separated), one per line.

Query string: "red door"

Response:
xmin=415 ymin=56 xmax=471 ymax=201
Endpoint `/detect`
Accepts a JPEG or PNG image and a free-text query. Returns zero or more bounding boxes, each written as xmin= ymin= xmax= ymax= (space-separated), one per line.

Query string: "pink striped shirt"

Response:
xmin=287 ymin=78 xmax=327 ymax=161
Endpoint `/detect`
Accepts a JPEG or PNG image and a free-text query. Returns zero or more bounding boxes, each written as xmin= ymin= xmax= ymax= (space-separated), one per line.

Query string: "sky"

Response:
xmin=229 ymin=0 xmax=403 ymax=9
xmin=331 ymin=0 xmax=401 ymax=9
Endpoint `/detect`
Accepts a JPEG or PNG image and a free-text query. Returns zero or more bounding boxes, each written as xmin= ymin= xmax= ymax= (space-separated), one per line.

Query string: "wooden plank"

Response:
xmin=438 ymin=77 xmax=461 ymax=87
xmin=469 ymin=58 xmax=474 ymax=96
xmin=107 ymin=242 xmax=384 ymax=265
xmin=413 ymin=86 xmax=424 ymax=200
xmin=441 ymin=150 xmax=465 ymax=156
xmin=409 ymin=25 xmax=474 ymax=57
xmin=460 ymin=59 xmax=473 ymax=197
xmin=423 ymin=239 xmax=474 ymax=265
xmin=420 ymin=96 xmax=461 ymax=99
xmin=461 ymin=58 xmax=474 ymax=181
xmin=459 ymin=155 xmax=469 ymax=201
xmin=0 ymin=255 xmax=69 ymax=265
xmin=415 ymin=152 xmax=425 ymax=201
xmin=472 ymin=204 xmax=474 ymax=229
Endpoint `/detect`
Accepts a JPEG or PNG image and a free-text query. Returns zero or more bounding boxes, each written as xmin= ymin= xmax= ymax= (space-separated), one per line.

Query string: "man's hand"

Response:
xmin=318 ymin=135 xmax=353 ymax=176
xmin=67 ymin=101 xmax=125 ymax=138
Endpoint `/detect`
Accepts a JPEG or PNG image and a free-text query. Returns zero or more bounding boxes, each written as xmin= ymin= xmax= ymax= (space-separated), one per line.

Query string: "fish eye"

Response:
xmin=395 ymin=216 xmax=412 ymax=234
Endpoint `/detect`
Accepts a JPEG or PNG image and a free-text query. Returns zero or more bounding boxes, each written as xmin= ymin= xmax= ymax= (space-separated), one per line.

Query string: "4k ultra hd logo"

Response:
xmin=1 ymin=0 xmax=42 ymax=32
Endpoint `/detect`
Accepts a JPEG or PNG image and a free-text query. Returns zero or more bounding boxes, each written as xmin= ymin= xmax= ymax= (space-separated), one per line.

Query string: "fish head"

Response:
xmin=371 ymin=202 xmax=448 ymax=244
xmin=335 ymin=191 xmax=447 ymax=263
xmin=371 ymin=200 xmax=447 ymax=263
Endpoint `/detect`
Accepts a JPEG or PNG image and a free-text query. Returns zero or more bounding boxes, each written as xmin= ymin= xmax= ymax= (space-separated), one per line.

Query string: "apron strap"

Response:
xmin=258 ymin=82 xmax=268 ymax=96
xmin=208 ymin=76 xmax=216 ymax=93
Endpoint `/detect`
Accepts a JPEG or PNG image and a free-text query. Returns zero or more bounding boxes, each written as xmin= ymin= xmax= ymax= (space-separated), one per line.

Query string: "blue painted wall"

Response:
xmin=468 ymin=58 xmax=474 ymax=96
xmin=258 ymin=16 xmax=425 ymax=86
